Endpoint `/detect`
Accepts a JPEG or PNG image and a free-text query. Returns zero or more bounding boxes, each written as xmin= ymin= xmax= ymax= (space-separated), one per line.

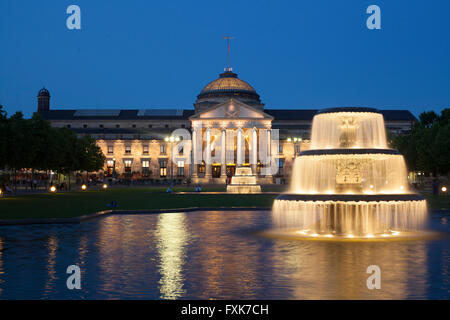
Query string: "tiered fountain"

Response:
xmin=227 ymin=167 xmax=261 ymax=193
xmin=272 ymin=107 xmax=427 ymax=239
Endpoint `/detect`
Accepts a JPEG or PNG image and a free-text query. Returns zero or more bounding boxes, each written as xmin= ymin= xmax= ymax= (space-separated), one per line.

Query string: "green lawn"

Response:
xmin=0 ymin=187 xmax=278 ymax=220
xmin=0 ymin=187 xmax=447 ymax=221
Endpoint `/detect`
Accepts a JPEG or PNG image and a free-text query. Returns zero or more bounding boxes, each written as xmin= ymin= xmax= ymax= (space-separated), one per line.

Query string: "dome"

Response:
xmin=38 ymin=87 xmax=50 ymax=97
xmin=200 ymin=71 xmax=256 ymax=94
xmin=194 ymin=70 xmax=264 ymax=113
xmin=196 ymin=71 xmax=261 ymax=108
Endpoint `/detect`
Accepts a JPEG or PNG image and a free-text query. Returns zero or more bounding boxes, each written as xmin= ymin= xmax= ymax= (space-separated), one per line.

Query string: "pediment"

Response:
xmin=189 ymin=99 xmax=273 ymax=120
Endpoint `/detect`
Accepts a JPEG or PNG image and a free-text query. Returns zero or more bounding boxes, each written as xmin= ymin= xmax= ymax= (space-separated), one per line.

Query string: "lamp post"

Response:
xmin=165 ymin=135 xmax=180 ymax=185
xmin=288 ymin=137 xmax=303 ymax=157
xmin=112 ymin=157 xmax=116 ymax=179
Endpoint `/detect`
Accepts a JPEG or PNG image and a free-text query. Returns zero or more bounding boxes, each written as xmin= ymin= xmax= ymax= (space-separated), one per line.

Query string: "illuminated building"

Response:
xmin=38 ymin=70 xmax=416 ymax=184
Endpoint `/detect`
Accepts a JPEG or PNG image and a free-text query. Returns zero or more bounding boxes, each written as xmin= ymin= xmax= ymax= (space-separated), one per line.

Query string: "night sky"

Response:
xmin=1 ymin=0 xmax=449 ymax=117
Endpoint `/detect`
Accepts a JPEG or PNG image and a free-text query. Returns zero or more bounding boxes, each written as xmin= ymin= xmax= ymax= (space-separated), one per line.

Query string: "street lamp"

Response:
xmin=112 ymin=157 xmax=116 ymax=178
xmin=165 ymin=135 xmax=180 ymax=184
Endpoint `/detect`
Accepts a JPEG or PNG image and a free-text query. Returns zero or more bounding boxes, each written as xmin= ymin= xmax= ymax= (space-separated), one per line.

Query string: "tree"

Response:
xmin=0 ymin=105 xmax=7 ymax=168
xmin=419 ymin=111 xmax=438 ymax=128
xmin=392 ymin=108 xmax=450 ymax=176
xmin=0 ymin=110 xmax=106 ymax=191
xmin=77 ymin=135 xmax=105 ymax=173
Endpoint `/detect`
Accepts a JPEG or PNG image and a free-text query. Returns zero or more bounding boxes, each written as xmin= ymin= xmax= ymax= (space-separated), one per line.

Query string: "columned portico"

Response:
xmin=192 ymin=127 xmax=198 ymax=178
xmin=205 ymin=127 xmax=212 ymax=178
xmin=190 ymin=98 xmax=273 ymax=184
xmin=251 ymin=127 xmax=257 ymax=174
xmin=220 ymin=128 xmax=226 ymax=178
xmin=236 ymin=127 xmax=243 ymax=166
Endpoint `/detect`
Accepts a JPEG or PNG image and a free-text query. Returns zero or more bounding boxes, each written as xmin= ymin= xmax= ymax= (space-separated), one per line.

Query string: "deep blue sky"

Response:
xmin=1 ymin=0 xmax=449 ymax=117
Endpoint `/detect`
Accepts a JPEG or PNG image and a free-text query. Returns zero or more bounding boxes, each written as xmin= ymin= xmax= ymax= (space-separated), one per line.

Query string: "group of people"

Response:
xmin=166 ymin=185 xmax=202 ymax=193
xmin=0 ymin=184 xmax=13 ymax=195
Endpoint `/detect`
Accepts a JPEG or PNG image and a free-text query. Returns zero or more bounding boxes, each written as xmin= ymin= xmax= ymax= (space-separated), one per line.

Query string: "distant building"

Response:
xmin=38 ymin=70 xmax=417 ymax=184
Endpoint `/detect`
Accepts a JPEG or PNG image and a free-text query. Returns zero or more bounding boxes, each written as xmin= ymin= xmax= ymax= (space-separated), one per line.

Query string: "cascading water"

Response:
xmin=272 ymin=107 xmax=427 ymax=238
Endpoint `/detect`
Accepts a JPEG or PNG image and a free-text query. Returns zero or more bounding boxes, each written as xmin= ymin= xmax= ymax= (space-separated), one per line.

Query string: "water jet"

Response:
xmin=272 ymin=107 xmax=427 ymax=238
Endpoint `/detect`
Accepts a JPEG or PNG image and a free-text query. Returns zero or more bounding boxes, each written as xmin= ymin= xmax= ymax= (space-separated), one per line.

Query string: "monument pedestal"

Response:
xmin=226 ymin=167 xmax=261 ymax=194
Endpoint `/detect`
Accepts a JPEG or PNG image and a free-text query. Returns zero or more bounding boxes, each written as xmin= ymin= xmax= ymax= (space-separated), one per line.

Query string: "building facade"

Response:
xmin=38 ymin=70 xmax=417 ymax=184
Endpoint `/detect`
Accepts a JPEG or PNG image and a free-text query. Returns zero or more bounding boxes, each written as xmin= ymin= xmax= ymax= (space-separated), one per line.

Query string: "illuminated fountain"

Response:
xmin=227 ymin=167 xmax=261 ymax=194
xmin=272 ymin=107 xmax=427 ymax=239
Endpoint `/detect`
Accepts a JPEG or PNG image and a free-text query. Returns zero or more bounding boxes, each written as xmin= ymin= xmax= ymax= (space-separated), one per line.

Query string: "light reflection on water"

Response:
xmin=156 ymin=213 xmax=189 ymax=299
xmin=0 ymin=210 xmax=448 ymax=299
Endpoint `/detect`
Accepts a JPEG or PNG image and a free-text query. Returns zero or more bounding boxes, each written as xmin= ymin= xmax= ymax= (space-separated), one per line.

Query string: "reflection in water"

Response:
xmin=0 ymin=211 xmax=447 ymax=299
xmin=44 ymin=236 xmax=58 ymax=297
xmin=155 ymin=213 xmax=189 ymax=299
xmin=271 ymin=240 xmax=427 ymax=299
xmin=187 ymin=211 xmax=265 ymax=299
xmin=0 ymin=238 xmax=3 ymax=296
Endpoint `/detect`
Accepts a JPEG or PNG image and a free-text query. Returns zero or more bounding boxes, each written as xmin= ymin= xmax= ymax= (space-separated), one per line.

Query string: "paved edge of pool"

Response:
xmin=0 ymin=207 xmax=272 ymax=226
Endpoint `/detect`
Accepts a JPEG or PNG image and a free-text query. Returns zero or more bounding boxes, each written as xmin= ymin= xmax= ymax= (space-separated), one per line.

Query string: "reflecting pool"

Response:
xmin=0 ymin=210 xmax=449 ymax=299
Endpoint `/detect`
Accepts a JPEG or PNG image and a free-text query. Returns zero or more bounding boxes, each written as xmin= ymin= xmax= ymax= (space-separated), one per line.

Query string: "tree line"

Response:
xmin=0 ymin=105 xmax=105 ymax=187
xmin=392 ymin=108 xmax=450 ymax=176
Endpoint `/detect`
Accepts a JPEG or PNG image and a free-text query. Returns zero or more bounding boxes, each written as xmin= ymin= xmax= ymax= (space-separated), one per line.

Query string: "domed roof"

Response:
xmin=200 ymin=71 xmax=256 ymax=94
xmin=38 ymin=87 xmax=50 ymax=97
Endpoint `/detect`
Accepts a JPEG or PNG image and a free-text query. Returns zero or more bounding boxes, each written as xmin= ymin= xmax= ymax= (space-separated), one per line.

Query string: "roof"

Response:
xmin=200 ymin=71 xmax=256 ymax=94
xmin=37 ymin=87 xmax=50 ymax=97
xmin=266 ymin=109 xmax=417 ymax=122
xmin=266 ymin=109 xmax=318 ymax=121
xmin=40 ymin=109 xmax=195 ymax=120
xmin=39 ymin=108 xmax=416 ymax=122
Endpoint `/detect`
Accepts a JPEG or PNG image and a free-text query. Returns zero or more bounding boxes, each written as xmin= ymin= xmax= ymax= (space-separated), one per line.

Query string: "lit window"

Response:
xmin=160 ymin=144 xmax=166 ymax=154
xmin=278 ymin=159 xmax=285 ymax=176
xmin=124 ymin=160 xmax=132 ymax=173
xmin=159 ymin=160 xmax=167 ymax=177
xmin=107 ymin=145 xmax=114 ymax=154
xmin=142 ymin=160 xmax=150 ymax=177
xmin=106 ymin=160 xmax=114 ymax=167
xmin=198 ymin=160 xmax=205 ymax=174
xmin=177 ymin=161 xmax=184 ymax=177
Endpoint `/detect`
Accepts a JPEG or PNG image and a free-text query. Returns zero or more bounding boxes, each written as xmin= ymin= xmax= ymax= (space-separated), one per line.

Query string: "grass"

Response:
xmin=0 ymin=186 xmax=448 ymax=221
xmin=0 ymin=187 xmax=279 ymax=220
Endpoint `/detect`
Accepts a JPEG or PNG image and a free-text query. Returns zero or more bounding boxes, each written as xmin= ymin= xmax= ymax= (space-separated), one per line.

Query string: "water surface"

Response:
xmin=0 ymin=210 xmax=449 ymax=299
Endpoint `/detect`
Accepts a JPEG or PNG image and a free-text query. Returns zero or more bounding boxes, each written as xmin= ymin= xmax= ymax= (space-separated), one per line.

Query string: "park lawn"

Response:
xmin=0 ymin=187 xmax=447 ymax=221
xmin=0 ymin=187 xmax=278 ymax=220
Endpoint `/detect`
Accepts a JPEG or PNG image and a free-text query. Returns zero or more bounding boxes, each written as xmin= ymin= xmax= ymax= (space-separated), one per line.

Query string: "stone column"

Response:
xmin=220 ymin=128 xmax=226 ymax=178
xmin=237 ymin=127 xmax=243 ymax=166
xmin=266 ymin=129 xmax=273 ymax=179
xmin=251 ymin=127 xmax=257 ymax=174
xmin=192 ymin=128 xmax=198 ymax=178
xmin=205 ymin=128 xmax=212 ymax=179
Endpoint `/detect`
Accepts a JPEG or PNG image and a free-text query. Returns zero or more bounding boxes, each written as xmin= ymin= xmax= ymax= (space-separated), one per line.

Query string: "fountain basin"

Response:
xmin=273 ymin=196 xmax=427 ymax=236
xmin=276 ymin=193 xmax=425 ymax=202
